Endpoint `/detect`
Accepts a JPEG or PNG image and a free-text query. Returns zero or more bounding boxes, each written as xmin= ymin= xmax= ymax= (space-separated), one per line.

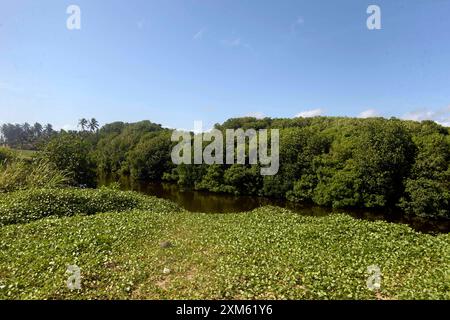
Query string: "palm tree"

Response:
xmin=78 ymin=118 xmax=88 ymax=131
xmin=22 ymin=122 xmax=31 ymax=133
xmin=33 ymin=122 xmax=43 ymax=137
xmin=88 ymin=118 xmax=99 ymax=132
xmin=44 ymin=123 xmax=54 ymax=137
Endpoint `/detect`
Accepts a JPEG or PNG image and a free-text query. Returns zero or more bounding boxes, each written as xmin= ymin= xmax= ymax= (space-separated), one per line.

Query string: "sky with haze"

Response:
xmin=1 ymin=0 xmax=450 ymax=130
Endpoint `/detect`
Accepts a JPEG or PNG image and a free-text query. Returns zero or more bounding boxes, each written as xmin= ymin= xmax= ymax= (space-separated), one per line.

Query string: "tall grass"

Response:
xmin=0 ymin=158 xmax=69 ymax=193
xmin=0 ymin=147 xmax=14 ymax=163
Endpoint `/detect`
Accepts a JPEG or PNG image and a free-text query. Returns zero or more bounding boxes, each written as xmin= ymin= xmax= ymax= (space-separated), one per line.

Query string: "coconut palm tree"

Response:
xmin=88 ymin=118 xmax=99 ymax=132
xmin=44 ymin=123 xmax=54 ymax=137
xmin=33 ymin=122 xmax=43 ymax=137
xmin=78 ymin=118 xmax=88 ymax=131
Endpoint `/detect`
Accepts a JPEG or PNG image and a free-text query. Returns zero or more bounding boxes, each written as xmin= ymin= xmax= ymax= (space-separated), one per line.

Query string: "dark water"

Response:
xmin=99 ymin=177 xmax=449 ymax=234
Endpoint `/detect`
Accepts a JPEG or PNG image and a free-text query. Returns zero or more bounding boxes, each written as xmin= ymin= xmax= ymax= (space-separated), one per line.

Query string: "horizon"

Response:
xmin=3 ymin=114 xmax=449 ymax=135
xmin=1 ymin=0 xmax=450 ymax=130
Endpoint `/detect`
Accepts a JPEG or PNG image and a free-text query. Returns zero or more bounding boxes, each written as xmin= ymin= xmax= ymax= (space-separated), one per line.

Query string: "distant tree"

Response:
xmin=88 ymin=118 xmax=99 ymax=132
xmin=44 ymin=124 xmax=54 ymax=137
xmin=78 ymin=118 xmax=88 ymax=131
xmin=0 ymin=122 xmax=55 ymax=149
xmin=33 ymin=123 xmax=43 ymax=138
xmin=22 ymin=123 xmax=31 ymax=132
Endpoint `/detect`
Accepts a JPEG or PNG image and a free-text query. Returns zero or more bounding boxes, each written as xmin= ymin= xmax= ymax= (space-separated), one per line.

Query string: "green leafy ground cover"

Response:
xmin=0 ymin=189 xmax=448 ymax=300
xmin=0 ymin=188 xmax=181 ymax=226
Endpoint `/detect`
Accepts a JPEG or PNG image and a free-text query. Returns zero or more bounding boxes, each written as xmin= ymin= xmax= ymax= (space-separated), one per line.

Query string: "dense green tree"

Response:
xmin=311 ymin=120 xmax=416 ymax=208
xmin=94 ymin=120 xmax=165 ymax=176
xmin=223 ymin=164 xmax=263 ymax=195
xmin=128 ymin=131 xmax=173 ymax=180
xmin=25 ymin=116 xmax=449 ymax=219
xmin=399 ymin=132 xmax=450 ymax=218
xmin=196 ymin=164 xmax=226 ymax=193
xmin=42 ymin=133 xmax=96 ymax=187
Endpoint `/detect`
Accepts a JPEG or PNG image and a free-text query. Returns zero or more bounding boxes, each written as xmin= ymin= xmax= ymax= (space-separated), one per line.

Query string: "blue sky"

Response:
xmin=1 ymin=0 xmax=450 ymax=130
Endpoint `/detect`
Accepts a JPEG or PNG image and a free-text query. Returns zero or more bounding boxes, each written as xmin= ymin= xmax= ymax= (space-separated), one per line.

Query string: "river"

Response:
xmin=99 ymin=178 xmax=449 ymax=234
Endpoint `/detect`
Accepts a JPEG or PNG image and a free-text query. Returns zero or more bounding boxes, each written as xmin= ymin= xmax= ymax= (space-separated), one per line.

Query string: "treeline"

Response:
xmin=31 ymin=117 xmax=450 ymax=219
xmin=0 ymin=123 xmax=55 ymax=149
xmin=0 ymin=118 xmax=100 ymax=150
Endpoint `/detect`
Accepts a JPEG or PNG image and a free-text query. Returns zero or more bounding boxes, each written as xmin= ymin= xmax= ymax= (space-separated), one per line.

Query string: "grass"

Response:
xmin=0 ymin=160 xmax=68 ymax=194
xmin=0 ymin=148 xmax=37 ymax=162
xmin=13 ymin=149 xmax=37 ymax=161
xmin=0 ymin=189 xmax=448 ymax=300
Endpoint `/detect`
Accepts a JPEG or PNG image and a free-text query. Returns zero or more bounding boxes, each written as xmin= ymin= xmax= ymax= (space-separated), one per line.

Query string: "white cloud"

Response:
xmin=193 ymin=28 xmax=206 ymax=40
xmin=358 ymin=109 xmax=378 ymax=118
xmin=402 ymin=110 xmax=434 ymax=122
xmin=295 ymin=108 xmax=323 ymax=118
xmin=402 ymin=105 xmax=450 ymax=127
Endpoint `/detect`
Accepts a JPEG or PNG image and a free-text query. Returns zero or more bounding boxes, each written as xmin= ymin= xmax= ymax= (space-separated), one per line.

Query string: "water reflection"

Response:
xmin=99 ymin=177 xmax=449 ymax=234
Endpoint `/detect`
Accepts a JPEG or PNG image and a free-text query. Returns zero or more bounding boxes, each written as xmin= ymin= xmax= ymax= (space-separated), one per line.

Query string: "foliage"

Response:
xmin=399 ymin=178 xmax=450 ymax=218
xmin=127 ymin=131 xmax=173 ymax=180
xmin=398 ymin=131 xmax=450 ymax=218
xmin=0 ymin=187 xmax=182 ymax=226
xmin=90 ymin=116 xmax=450 ymax=218
xmin=94 ymin=120 xmax=165 ymax=176
xmin=310 ymin=120 xmax=416 ymax=209
xmin=78 ymin=118 xmax=99 ymax=132
xmin=0 ymin=122 xmax=55 ymax=149
xmin=222 ymin=164 xmax=263 ymax=195
xmin=0 ymin=205 xmax=448 ymax=299
xmin=41 ymin=133 xmax=97 ymax=187
xmin=0 ymin=158 xmax=68 ymax=193
xmin=195 ymin=164 xmax=225 ymax=193
xmin=0 ymin=147 xmax=14 ymax=163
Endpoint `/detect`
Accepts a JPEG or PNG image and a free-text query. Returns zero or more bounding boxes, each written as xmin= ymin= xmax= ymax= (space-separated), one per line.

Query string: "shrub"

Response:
xmin=399 ymin=178 xmax=450 ymax=219
xmin=128 ymin=132 xmax=173 ymax=180
xmin=41 ymin=133 xmax=96 ymax=187
xmin=0 ymin=147 xmax=14 ymax=163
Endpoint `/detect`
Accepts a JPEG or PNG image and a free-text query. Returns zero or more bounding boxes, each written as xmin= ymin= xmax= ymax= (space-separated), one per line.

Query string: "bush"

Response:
xmin=0 ymin=187 xmax=183 ymax=226
xmin=399 ymin=178 xmax=450 ymax=219
xmin=223 ymin=164 xmax=263 ymax=195
xmin=128 ymin=132 xmax=173 ymax=180
xmin=0 ymin=147 xmax=14 ymax=163
xmin=42 ymin=133 xmax=96 ymax=187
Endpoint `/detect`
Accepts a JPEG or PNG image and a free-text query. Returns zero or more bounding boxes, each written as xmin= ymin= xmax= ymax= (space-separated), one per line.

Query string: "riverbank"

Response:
xmin=0 ymin=188 xmax=448 ymax=299
xmin=99 ymin=178 xmax=450 ymax=234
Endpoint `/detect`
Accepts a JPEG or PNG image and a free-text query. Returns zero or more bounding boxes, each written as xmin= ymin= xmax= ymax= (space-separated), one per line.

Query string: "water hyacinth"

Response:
xmin=0 ymin=187 xmax=183 ymax=226
xmin=0 ymin=193 xmax=448 ymax=300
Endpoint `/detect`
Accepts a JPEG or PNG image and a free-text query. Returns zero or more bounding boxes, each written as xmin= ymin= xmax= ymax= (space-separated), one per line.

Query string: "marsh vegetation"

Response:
xmin=0 ymin=116 xmax=449 ymax=300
